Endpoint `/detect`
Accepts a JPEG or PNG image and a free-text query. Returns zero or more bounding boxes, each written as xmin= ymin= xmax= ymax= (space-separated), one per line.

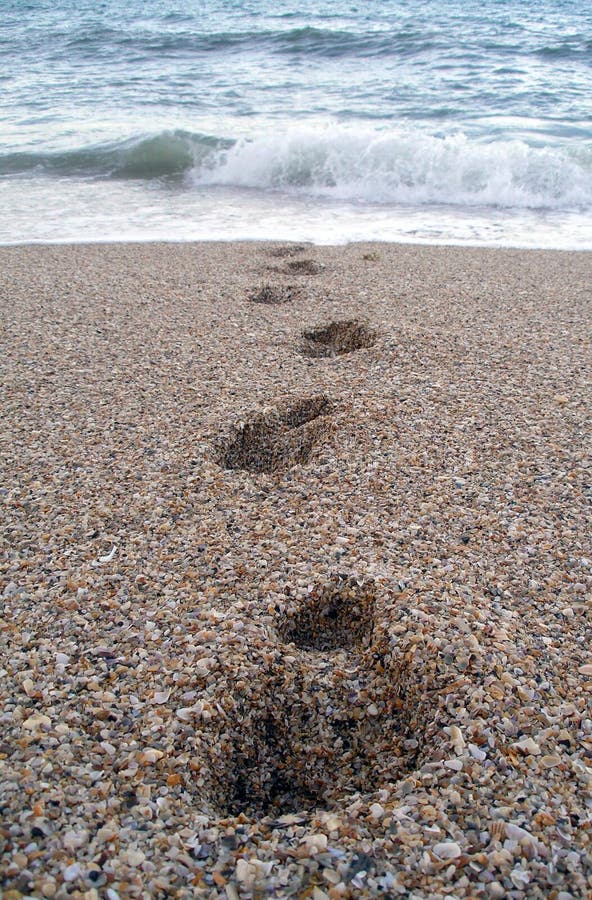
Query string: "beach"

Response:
xmin=1 ymin=240 xmax=591 ymax=897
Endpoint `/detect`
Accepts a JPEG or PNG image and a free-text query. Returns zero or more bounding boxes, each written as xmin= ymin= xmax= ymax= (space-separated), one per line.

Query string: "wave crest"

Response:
xmin=3 ymin=126 xmax=591 ymax=212
xmin=59 ymin=25 xmax=429 ymax=60
xmin=195 ymin=127 xmax=592 ymax=211
xmin=0 ymin=130 xmax=228 ymax=179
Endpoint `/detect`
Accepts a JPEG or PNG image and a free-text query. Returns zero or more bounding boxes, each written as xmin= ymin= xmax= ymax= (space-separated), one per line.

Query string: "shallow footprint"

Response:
xmin=247 ymin=283 xmax=301 ymax=305
xmin=284 ymin=258 xmax=324 ymax=276
xmin=267 ymin=243 xmax=310 ymax=259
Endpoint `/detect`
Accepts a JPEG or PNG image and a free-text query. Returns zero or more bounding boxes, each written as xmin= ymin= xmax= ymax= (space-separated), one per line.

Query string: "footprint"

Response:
xmin=201 ymin=578 xmax=410 ymax=818
xmin=301 ymin=320 xmax=377 ymax=357
xmin=217 ymin=394 xmax=333 ymax=473
xmin=267 ymin=243 xmax=310 ymax=259
xmin=285 ymin=259 xmax=324 ymax=276
xmin=247 ymin=284 xmax=301 ymax=305
xmin=278 ymin=575 xmax=376 ymax=652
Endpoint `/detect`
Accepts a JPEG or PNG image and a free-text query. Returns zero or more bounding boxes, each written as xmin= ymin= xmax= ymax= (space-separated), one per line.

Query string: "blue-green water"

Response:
xmin=1 ymin=0 xmax=591 ymax=246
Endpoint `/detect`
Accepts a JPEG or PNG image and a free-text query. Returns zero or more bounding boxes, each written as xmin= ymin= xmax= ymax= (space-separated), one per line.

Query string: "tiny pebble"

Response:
xmin=469 ymin=743 xmax=486 ymax=761
xmin=63 ymin=863 xmax=82 ymax=882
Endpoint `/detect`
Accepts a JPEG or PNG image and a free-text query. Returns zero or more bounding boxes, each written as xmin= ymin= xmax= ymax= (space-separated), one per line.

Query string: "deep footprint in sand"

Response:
xmin=217 ymin=394 xmax=334 ymax=473
xmin=301 ymin=319 xmax=377 ymax=357
xmin=278 ymin=575 xmax=377 ymax=651
xmin=203 ymin=578 xmax=414 ymax=818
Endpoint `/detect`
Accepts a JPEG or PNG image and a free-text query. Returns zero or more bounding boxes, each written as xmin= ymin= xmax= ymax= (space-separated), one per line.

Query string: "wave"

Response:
xmin=0 ymin=131 xmax=230 ymax=179
xmin=55 ymin=25 xmax=433 ymax=61
xmin=10 ymin=20 xmax=591 ymax=69
xmin=194 ymin=127 xmax=592 ymax=211
xmin=535 ymin=39 xmax=592 ymax=60
xmin=267 ymin=26 xmax=435 ymax=59
xmin=3 ymin=127 xmax=591 ymax=212
xmin=19 ymin=22 xmax=592 ymax=65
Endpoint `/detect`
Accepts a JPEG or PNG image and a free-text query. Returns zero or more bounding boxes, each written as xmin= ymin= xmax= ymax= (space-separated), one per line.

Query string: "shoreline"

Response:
xmin=1 ymin=240 xmax=591 ymax=896
xmin=1 ymin=237 xmax=592 ymax=254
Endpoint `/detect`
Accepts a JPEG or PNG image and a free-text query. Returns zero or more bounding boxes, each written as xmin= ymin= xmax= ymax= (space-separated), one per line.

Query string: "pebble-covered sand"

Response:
xmin=1 ymin=241 xmax=591 ymax=899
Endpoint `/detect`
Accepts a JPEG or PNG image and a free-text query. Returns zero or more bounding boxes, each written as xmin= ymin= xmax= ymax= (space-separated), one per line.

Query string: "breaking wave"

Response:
xmin=197 ymin=127 xmax=592 ymax=211
xmin=3 ymin=126 xmax=592 ymax=212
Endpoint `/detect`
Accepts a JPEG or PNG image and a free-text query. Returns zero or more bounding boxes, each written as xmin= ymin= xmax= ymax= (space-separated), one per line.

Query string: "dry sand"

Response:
xmin=0 ymin=241 xmax=591 ymax=898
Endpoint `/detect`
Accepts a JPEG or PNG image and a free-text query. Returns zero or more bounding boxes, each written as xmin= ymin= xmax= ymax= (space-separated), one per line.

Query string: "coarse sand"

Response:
xmin=1 ymin=241 xmax=591 ymax=897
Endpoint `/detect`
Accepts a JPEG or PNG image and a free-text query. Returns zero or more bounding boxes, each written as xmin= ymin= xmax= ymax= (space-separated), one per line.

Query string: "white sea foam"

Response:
xmin=193 ymin=126 xmax=592 ymax=212
xmin=3 ymin=173 xmax=592 ymax=249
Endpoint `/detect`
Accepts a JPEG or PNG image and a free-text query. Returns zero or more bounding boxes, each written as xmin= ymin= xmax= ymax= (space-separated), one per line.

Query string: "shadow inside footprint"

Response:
xmin=248 ymin=284 xmax=300 ymax=305
xmin=285 ymin=259 xmax=324 ymax=276
xmin=301 ymin=320 xmax=377 ymax=357
xmin=267 ymin=244 xmax=309 ymax=258
xmin=219 ymin=395 xmax=333 ymax=473
xmin=208 ymin=656 xmax=404 ymax=817
xmin=278 ymin=575 xmax=376 ymax=652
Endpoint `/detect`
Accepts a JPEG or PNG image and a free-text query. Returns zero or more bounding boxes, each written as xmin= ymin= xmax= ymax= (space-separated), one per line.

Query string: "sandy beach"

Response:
xmin=1 ymin=240 xmax=591 ymax=898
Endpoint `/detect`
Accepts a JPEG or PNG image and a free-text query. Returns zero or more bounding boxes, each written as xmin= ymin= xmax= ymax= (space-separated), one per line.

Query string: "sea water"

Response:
xmin=1 ymin=0 xmax=591 ymax=247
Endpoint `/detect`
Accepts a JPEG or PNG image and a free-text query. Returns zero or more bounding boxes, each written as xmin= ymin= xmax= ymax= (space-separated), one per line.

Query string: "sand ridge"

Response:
xmin=1 ymin=241 xmax=591 ymax=897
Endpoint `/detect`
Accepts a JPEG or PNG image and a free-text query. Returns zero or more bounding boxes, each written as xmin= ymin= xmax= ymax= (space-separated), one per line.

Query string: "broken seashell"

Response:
xmin=433 ymin=841 xmax=461 ymax=860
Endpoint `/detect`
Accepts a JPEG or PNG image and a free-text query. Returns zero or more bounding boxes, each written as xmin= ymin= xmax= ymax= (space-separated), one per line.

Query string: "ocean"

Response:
xmin=1 ymin=0 xmax=591 ymax=248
